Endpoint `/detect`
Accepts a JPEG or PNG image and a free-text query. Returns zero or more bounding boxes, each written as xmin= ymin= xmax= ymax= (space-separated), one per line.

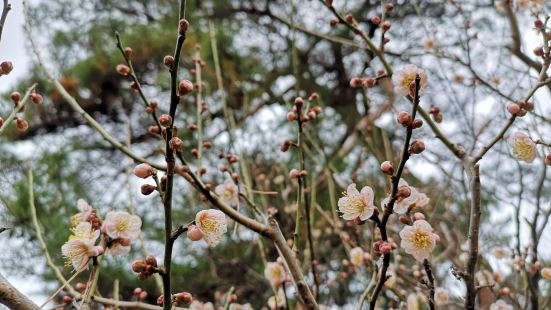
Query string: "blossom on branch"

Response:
xmin=102 ymin=211 xmax=142 ymax=241
xmin=381 ymin=179 xmax=430 ymax=214
xmin=61 ymin=222 xmax=102 ymax=270
xmin=349 ymin=247 xmax=364 ymax=267
xmin=508 ymin=132 xmax=536 ymax=163
xmin=399 ymin=220 xmax=438 ymax=261
xmin=338 ymin=183 xmax=375 ymax=221
xmin=215 ymin=179 xmax=239 ymax=207
xmin=195 ymin=209 xmax=228 ymax=247
xmin=392 ymin=64 xmax=428 ymax=96
xmin=264 ymin=262 xmax=286 ymax=288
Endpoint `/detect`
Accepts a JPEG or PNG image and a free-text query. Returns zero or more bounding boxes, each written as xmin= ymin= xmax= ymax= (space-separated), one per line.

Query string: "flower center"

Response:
xmin=223 ymin=188 xmax=235 ymax=200
xmin=116 ymin=220 xmax=130 ymax=233
xmin=410 ymin=231 xmax=431 ymax=249
xmin=199 ymin=214 xmax=220 ymax=234
xmin=402 ymin=74 xmax=416 ymax=89
xmin=515 ymin=140 xmax=533 ymax=157
xmin=64 ymin=245 xmax=88 ymax=267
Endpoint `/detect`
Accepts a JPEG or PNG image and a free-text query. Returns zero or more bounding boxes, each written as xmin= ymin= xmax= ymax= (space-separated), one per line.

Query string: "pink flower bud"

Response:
xmin=345 ymin=13 xmax=355 ymax=24
xmin=75 ymin=283 xmax=86 ymax=291
xmin=179 ymin=19 xmax=189 ymax=33
xmin=287 ymin=112 xmax=297 ymax=121
xmin=545 ymin=154 xmax=551 ymax=166
xmin=534 ymin=19 xmax=544 ymax=29
xmin=176 ymin=292 xmax=193 ymax=303
xmin=289 ymin=169 xmax=300 ymax=179
xmin=397 ymin=111 xmax=411 ymax=126
xmin=308 ymin=92 xmax=319 ymax=101
xmin=134 ymin=163 xmax=156 ymax=178
xmin=187 ymin=225 xmax=203 ymax=241
xmin=379 ymin=242 xmax=392 ymax=254
xmin=0 ymin=61 xmax=13 ymax=75
xmin=10 ymin=91 xmax=21 ymax=103
xmin=380 ymin=161 xmax=394 ymax=175
xmin=131 ymin=260 xmax=147 ymax=273
xmin=329 ymin=17 xmax=339 ymax=26
xmin=381 ymin=21 xmax=391 ymax=32
xmin=408 ymin=140 xmax=425 ymax=154
xmin=31 ymin=92 xmax=43 ymax=105
xmin=534 ymin=47 xmax=544 ymax=57
xmin=413 ymin=212 xmax=425 ymax=221
xmin=411 ymin=119 xmax=423 ymax=129
xmin=371 ymin=16 xmax=381 ymax=26
xmin=157 ymin=295 xmax=164 ymax=306
xmin=138 ymin=291 xmax=148 ymax=300
xmin=145 ymin=255 xmax=158 ymax=267
xmin=116 ymin=64 xmax=131 ymax=76
xmin=62 ymin=295 xmax=73 ymax=303
xmin=178 ymin=80 xmax=194 ymax=95
xmin=363 ymin=77 xmax=376 ymax=88
xmin=124 ymin=47 xmax=133 ymax=59
xmin=385 ymin=3 xmax=394 ymax=12
xmin=294 ymin=97 xmax=304 ymax=107
xmin=16 ymin=118 xmax=28 ymax=132
xmin=350 ymin=77 xmax=362 ymax=88
xmin=169 ymin=137 xmax=184 ymax=152
xmin=499 ymin=287 xmax=510 ymax=296
xmin=133 ymin=288 xmax=143 ymax=295
xmin=507 ymin=103 xmax=521 ymax=115
xmin=159 ymin=114 xmax=172 ymax=127
xmin=398 ymin=185 xmax=411 ymax=198
xmin=163 ymin=55 xmax=175 ymax=69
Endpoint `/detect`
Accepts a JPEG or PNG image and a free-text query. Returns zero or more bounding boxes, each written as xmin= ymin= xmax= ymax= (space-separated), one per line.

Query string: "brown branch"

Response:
xmin=0 ymin=84 xmax=38 ymax=136
xmin=464 ymin=164 xmax=480 ymax=310
xmin=423 ymin=259 xmax=436 ymax=310
xmin=369 ymin=75 xmax=422 ymax=309
xmin=0 ymin=273 xmax=39 ymax=310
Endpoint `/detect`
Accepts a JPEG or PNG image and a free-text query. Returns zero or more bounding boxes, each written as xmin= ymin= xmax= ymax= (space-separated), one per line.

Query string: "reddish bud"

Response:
xmin=294 ymin=97 xmax=304 ymax=107
xmin=534 ymin=47 xmax=544 ymax=57
xmin=169 ymin=137 xmax=184 ymax=152
xmin=409 ymin=140 xmax=425 ymax=154
xmin=524 ymin=101 xmax=534 ymax=112
xmin=163 ymin=55 xmax=175 ymax=69
xmin=398 ymin=185 xmax=411 ymax=198
xmin=397 ymin=111 xmax=411 ymax=126
xmin=345 ymin=13 xmax=355 ymax=24
xmin=350 ymin=77 xmax=363 ymax=88
xmin=413 ymin=212 xmax=426 ymax=221
xmin=141 ymin=184 xmax=156 ymax=195
xmin=145 ymin=255 xmax=157 ymax=267
xmin=289 ymin=169 xmax=300 ymax=179
xmin=534 ymin=19 xmax=544 ymax=29
xmin=385 ymin=3 xmax=394 ymax=12
xmin=433 ymin=113 xmax=443 ymax=123
xmin=280 ymin=140 xmax=292 ymax=152
xmin=0 ymin=61 xmax=13 ymax=75
xmin=124 ymin=47 xmax=133 ymax=59
xmin=307 ymin=110 xmax=317 ymax=120
xmin=131 ymin=260 xmax=147 ymax=273
xmin=228 ymin=155 xmax=239 ymax=163
xmin=299 ymin=170 xmax=308 ymax=178
xmin=157 ymin=295 xmax=164 ymax=306
xmin=329 ymin=17 xmax=339 ymax=26
xmin=363 ymin=77 xmax=376 ymax=88
xmin=138 ymin=291 xmax=148 ymax=300
xmin=287 ymin=112 xmax=297 ymax=121
xmin=10 ymin=91 xmax=21 ymax=103
xmin=399 ymin=215 xmax=410 ymax=224
xmin=134 ymin=288 xmax=143 ymax=295
xmin=179 ymin=19 xmax=189 ymax=33
xmin=381 ymin=21 xmax=391 ymax=32
xmin=188 ymin=123 xmax=198 ymax=131
xmin=377 ymin=69 xmax=386 ymax=76
xmin=411 ymin=119 xmax=423 ymax=129
xmin=545 ymin=154 xmax=551 ymax=166
xmin=75 ymin=283 xmax=86 ymax=291
xmin=148 ymin=125 xmax=160 ymax=135
xmin=159 ymin=114 xmax=172 ymax=127
xmin=371 ymin=16 xmax=381 ymax=26
xmin=308 ymin=92 xmax=319 ymax=101
xmin=62 ymin=295 xmax=73 ymax=303
xmin=134 ymin=163 xmax=156 ymax=178
xmin=116 ymin=64 xmax=131 ymax=76
xmin=187 ymin=224 xmax=203 ymax=241
xmin=507 ymin=103 xmax=521 ymax=115
xmin=380 ymin=161 xmax=394 ymax=175
xmin=202 ymin=141 xmax=212 ymax=149
xmin=178 ymin=79 xmax=194 ymax=95
xmin=16 ymin=118 xmax=28 ymax=132
xmin=31 ymin=92 xmax=43 ymax=105
xmin=176 ymin=292 xmax=193 ymax=303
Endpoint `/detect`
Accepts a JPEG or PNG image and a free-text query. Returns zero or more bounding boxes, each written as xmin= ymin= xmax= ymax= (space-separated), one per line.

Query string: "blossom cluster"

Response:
xmin=61 ymin=199 xmax=142 ymax=270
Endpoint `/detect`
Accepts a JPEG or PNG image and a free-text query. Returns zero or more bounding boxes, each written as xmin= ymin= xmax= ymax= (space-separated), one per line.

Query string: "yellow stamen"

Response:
xmin=410 ymin=231 xmax=431 ymax=249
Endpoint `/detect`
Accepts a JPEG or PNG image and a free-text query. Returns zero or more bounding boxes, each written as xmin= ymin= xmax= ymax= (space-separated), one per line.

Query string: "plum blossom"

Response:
xmin=338 ymin=184 xmax=375 ymax=221
xmin=61 ymin=222 xmax=102 ymax=270
xmin=392 ymin=64 xmax=428 ymax=96
xmin=434 ymin=287 xmax=449 ymax=306
xmin=267 ymin=289 xmax=285 ymax=310
xmin=195 ymin=209 xmax=228 ymax=247
xmin=70 ymin=199 xmax=94 ymax=226
xmin=264 ymin=262 xmax=286 ymax=288
xmin=406 ymin=293 xmax=419 ymax=310
xmin=489 ymin=300 xmax=513 ymax=310
xmin=349 ymin=247 xmax=364 ymax=267
xmin=399 ymin=220 xmax=438 ymax=261
xmin=102 ymin=211 xmax=142 ymax=241
xmin=381 ymin=179 xmax=430 ymax=214
xmin=508 ymin=132 xmax=537 ymax=163
xmin=215 ymin=179 xmax=239 ymax=206
xmin=542 ymin=267 xmax=551 ymax=280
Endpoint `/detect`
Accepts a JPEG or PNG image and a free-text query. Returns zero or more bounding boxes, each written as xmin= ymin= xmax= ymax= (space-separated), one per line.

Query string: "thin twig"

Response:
xmin=0 ymin=0 xmax=11 ymax=45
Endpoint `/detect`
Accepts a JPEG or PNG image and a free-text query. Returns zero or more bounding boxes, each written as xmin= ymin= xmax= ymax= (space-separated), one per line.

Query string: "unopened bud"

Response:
xmin=534 ymin=47 xmax=544 ymax=57
xmin=350 ymin=77 xmax=362 ymax=88
xmin=116 ymin=64 xmax=131 ymax=76
xmin=299 ymin=170 xmax=308 ymax=178
xmin=363 ymin=77 xmax=376 ymax=88
xmin=62 ymin=295 xmax=73 ymax=303
xmin=409 ymin=140 xmax=425 ymax=154
xmin=534 ymin=19 xmax=544 ymax=29
xmin=398 ymin=185 xmax=411 ymax=198
xmin=308 ymin=92 xmax=319 ymax=101
xmin=287 ymin=112 xmax=297 ymax=121
xmin=399 ymin=215 xmax=410 ymax=224
xmin=175 ymin=292 xmax=193 ymax=303
xmin=545 ymin=154 xmax=551 ymax=166
xmin=16 ymin=118 xmax=28 ymax=132
xmin=329 ymin=17 xmax=339 ymax=26
xmin=10 ymin=91 xmax=21 ymax=103
xmin=138 ymin=291 xmax=148 ymax=300
xmin=145 ymin=255 xmax=158 ymax=267
xmin=157 ymin=295 xmax=164 ymax=306
xmin=202 ymin=141 xmax=212 ymax=149
xmin=385 ymin=3 xmax=394 ymax=12
xmin=134 ymin=163 xmax=156 ymax=178
xmin=131 ymin=260 xmax=147 ymax=273
xmin=159 ymin=114 xmax=172 ymax=127
xmin=178 ymin=79 xmax=194 ymax=95
xmin=179 ymin=19 xmax=189 ymax=33
xmin=187 ymin=224 xmax=203 ymax=241
xmin=381 ymin=21 xmax=391 ymax=32
xmin=280 ymin=140 xmax=292 ymax=152
xmin=169 ymin=137 xmax=184 ymax=152
xmin=380 ymin=161 xmax=394 ymax=175
xmin=164 ymin=55 xmax=175 ymax=69
xmin=507 ymin=103 xmax=521 ymax=115
xmin=397 ymin=111 xmax=411 ymax=126
xmin=294 ymin=97 xmax=304 ymax=108
xmin=0 ymin=61 xmax=13 ymax=75
xmin=413 ymin=212 xmax=426 ymax=221
xmin=141 ymin=184 xmax=156 ymax=195
xmin=31 ymin=92 xmax=43 ymax=105
xmin=411 ymin=119 xmax=423 ymax=129
xmin=289 ymin=169 xmax=300 ymax=179
xmin=345 ymin=13 xmax=355 ymax=24
xmin=124 ymin=47 xmax=133 ymax=59
xmin=148 ymin=125 xmax=160 ymax=135
xmin=371 ymin=16 xmax=381 ymax=26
